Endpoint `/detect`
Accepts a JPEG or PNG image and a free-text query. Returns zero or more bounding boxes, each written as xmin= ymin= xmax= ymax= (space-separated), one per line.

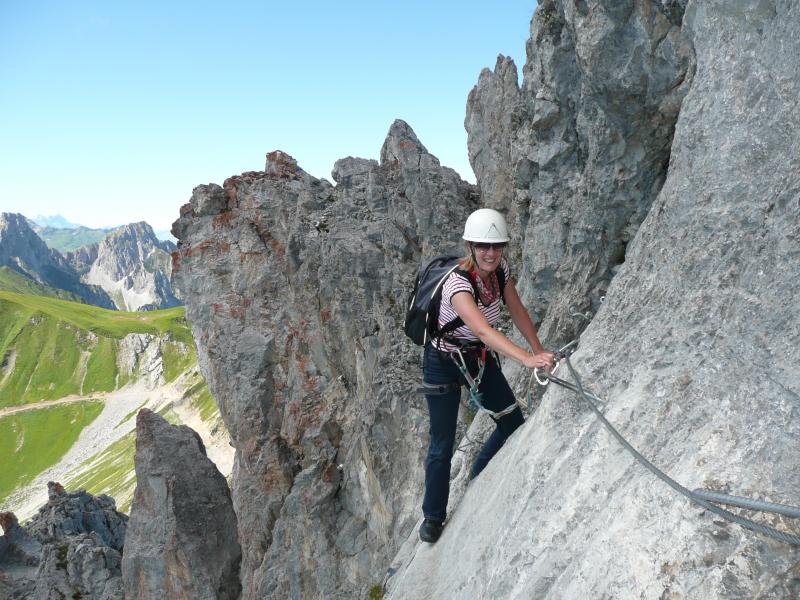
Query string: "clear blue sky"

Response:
xmin=1 ymin=1 xmax=536 ymax=231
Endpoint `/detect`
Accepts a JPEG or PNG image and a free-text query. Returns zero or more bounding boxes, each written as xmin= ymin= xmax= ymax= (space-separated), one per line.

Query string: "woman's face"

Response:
xmin=471 ymin=242 xmax=506 ymax=273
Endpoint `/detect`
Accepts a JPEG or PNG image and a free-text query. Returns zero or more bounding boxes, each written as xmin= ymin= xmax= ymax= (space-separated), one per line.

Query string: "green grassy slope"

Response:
xmin=0 ymin=291 xmax=192 ymax=342
xmin=0 ymin=400 xmax=103 ymax=505
xmin=0 ymin=266 xmax=83 ymax=302
xmin=0 ymin=291 xmax=194 ymax=407
xmin=0 ymin=289 xmax=226 ymax=516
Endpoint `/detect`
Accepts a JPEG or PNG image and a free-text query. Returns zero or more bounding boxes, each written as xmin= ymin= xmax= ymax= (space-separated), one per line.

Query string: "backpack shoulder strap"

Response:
xmin=437 ymin=267 xmax=479 ymax=337
xmin=452 ymin=267 xmax=480 ymax=299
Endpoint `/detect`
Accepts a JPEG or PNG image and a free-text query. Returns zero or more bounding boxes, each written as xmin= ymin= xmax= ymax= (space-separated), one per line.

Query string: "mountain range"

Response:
xmin=0 ymin=213 xmax=180 ymax=312
xmin=30 ymin=214 xmax=177 ymax=247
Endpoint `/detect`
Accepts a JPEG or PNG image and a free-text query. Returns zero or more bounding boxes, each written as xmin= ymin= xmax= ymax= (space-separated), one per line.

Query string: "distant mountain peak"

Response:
xmin=0 ymin=212 xmax=115 ymax=308
xmin=64 ymin=220 xmax=181 ymax=311
xmin=31 ymin=214 xmax=81 ymax=229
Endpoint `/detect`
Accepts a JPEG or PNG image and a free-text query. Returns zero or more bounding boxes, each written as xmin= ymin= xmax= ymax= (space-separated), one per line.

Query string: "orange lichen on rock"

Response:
xmin=322 ymin=463 xmax=338 ymax=483
xmin=266 ymin=151 xmax=299 ymax=179
xmin=270 ymin=238 xmax=286 ymax=258
xmin=213 ymin=212 xmax=235 ymax=229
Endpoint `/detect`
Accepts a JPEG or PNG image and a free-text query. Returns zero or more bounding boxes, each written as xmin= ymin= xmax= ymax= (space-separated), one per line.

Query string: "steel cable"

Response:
xmin=538 ymin=354 xmax=800 ymax=546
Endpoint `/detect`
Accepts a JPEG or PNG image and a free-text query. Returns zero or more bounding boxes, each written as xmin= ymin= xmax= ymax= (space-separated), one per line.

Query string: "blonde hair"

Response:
xmin=459 ymin=241 xmax=477 ymax=271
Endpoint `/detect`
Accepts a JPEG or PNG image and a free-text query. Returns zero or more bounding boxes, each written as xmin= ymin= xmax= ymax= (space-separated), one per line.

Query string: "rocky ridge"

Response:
xmin=465 ymin=0 xmax=694 ymax=344
xmin=0 ymin=483 xmax=127 ymax=600
xmin=171 ymin=127 xmax=479 ymax=598
xmin=122 ymin=409 xmax=240 ymax=599
xmin=171 ymin=1 xmax=800 ymax=599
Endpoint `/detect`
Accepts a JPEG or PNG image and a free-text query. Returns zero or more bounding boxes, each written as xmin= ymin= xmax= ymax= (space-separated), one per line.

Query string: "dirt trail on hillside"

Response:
xmin=3 ymin=372 xmax=234 ymax=522
xmin=1 ymin=380 xmax=175 ymax=521
xmin=0 ymin=394 xmax=111 ymax=418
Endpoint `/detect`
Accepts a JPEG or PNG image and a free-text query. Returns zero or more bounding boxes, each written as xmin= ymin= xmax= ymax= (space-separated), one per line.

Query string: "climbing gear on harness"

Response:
xmin=534 ymin=348 xmax=800 ymax=547
xmin=462 ymin=208 xmax=510 ymax=243
xmin=404 ymin=256 xmax=506 ymax=347
xmin=449 ymin=345 xmax=519 ymax=420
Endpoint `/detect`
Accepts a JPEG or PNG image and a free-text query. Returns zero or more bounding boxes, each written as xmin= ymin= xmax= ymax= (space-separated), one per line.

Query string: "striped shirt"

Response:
xmin=432 ymin=258 xmax=510 ymax=352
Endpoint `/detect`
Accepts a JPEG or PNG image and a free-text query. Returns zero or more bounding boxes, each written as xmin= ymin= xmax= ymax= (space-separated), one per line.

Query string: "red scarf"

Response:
xmin=470 ymin=269 xmax=500 ymax=304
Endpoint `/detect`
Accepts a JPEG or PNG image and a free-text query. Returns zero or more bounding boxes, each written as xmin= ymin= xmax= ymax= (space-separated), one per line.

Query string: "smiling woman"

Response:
xmin=417 ymin=208 xmax=555 ymax=543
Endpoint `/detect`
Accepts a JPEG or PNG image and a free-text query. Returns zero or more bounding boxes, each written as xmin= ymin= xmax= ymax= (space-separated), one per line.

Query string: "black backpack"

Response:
xmin=403 ymin=255 xmax=506 ymax=346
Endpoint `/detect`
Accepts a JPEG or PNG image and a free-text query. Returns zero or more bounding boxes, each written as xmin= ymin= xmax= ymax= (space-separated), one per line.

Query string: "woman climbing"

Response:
xmin=419 ymin=208 xmax=555 ymax=543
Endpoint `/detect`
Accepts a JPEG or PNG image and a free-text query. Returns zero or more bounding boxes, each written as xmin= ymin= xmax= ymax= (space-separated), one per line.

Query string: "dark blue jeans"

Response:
xmin=421 ymin=344 xmax=524 ymax=522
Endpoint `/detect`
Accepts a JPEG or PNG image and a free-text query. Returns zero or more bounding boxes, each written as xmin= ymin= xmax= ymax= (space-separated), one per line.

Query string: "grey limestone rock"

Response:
xmin=26 ymin=482 xmax=127 ymax=552
xmin=171 ymin=120 xmax=479 ymax=598
xmin=33 ymin=533 xmax=124 ymax=600
xmin=116 ymin=333 xmax=167 ymax=388
xmin=465 ymin=54 xmax=522 ymax=212
xmin=66 ymin=221 xmax=181 ymax=311
xmin=387 ymin=0 xmax=800 ymax=598
xmin=0 ymin=484 xmax=128 ymax=600
xmin=121 ymin=408 xmax=241 ymax=600
xmin=0 ymin=511 xmax=40 ymax=599
xmin=465 ymin=0 xmax=695 ymax=343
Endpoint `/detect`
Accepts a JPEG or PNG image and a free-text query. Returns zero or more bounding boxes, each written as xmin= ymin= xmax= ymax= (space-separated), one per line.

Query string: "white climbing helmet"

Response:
xmin=462 ymin=208 xmax=510 ymax=243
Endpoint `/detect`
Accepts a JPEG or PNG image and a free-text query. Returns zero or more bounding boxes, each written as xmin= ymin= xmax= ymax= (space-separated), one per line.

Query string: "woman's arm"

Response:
xmin=503 ymin=279 xmax=549 ymax=354
xmin=451 ymin=291 xmax=554 ymax=370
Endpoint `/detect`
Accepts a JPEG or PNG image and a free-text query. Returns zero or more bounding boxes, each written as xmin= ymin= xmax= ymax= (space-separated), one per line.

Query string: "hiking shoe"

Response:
xmin=419 ymin=518 xmax=444 ymax=543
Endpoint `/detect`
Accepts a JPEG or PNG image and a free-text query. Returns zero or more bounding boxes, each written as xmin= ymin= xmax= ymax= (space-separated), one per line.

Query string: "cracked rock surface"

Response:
xmin=121 ymin=408 xmax=241 ymax=600
xmin=0 ymin=483 xmax=127 ymax=600
xmin=170 ymin=1 xmax=800 ymax=598
xmin=172 ymin=123 xmax=480 ymax=598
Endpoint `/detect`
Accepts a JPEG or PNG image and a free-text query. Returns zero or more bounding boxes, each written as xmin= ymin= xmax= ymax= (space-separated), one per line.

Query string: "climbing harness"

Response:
xmin=533 ymin=345 xmax=800 ymax=547
xmin=416 ymin=344 xmax=520 ymax=420
xmin=450 ymin=345 xmax=519 ymax=420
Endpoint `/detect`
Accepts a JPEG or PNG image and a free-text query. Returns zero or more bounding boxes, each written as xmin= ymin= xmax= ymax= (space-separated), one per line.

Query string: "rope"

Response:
xmin=539 ymin=354 xmax=800 ymax=546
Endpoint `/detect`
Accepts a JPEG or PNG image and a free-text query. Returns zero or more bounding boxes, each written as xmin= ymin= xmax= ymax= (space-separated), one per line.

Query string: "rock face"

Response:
xmin=66 ymin=221 xmax=181 ymax=311
xmin=0 ymin=483 xmax=127 ymax=600
xmin=121 ymin=409 xmax=241 ymax=600
xmin=386 ymin=1 xmax=800 ymax=598
xmin=171 ymin=1 xmax=799 ymax=598
xmin=466 ymin=0 xmax=694 ymax=342
xmin=0 ymin=212 xmax=115 ymax=308
xmin=116 ymin=333 xmax=167 ymax=388
xmin=172 ymin=128 xmax=478 ymax=598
